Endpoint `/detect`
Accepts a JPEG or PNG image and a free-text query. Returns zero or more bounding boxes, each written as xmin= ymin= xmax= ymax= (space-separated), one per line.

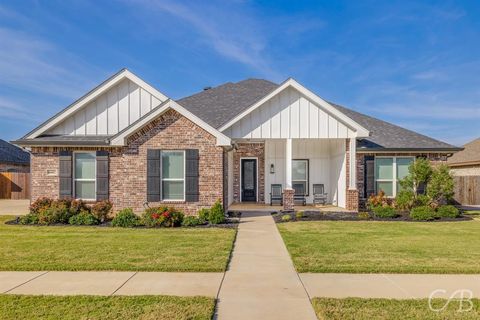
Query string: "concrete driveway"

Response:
xmin=0 ymin=199 xmax=29 ymax=215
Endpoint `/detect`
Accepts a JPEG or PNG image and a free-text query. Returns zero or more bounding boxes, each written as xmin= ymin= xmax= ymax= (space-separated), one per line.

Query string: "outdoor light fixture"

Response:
xmin=270 ymin=163 xmax=275 ymax=174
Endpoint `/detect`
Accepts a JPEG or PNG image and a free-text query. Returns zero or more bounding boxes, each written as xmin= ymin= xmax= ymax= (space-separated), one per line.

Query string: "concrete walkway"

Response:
xmin=0 ymin=271 xmax=223 ymax=297
xmin=301 ymin=273 xmax=480 ymax=299
xmin=215 ymin=211 xmax=317 ymax=320
xmin=0 ymin=199 xmax=29 ymax=215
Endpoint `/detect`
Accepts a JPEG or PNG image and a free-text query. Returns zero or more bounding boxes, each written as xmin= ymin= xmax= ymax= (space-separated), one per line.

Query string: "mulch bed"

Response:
xmin=272 ymin=211 xmax=472 ymax=223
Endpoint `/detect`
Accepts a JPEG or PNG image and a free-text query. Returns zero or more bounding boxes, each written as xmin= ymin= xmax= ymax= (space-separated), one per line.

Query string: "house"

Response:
xmin=447 ymin=138 xmax=480 ymax=176
xmin=447 ymin=138 xmax=480 ymax=205
xmin=13 ymin=69 xmax=461 ymax=214
xmin=0 ymin=139 xmax=30 ymax=173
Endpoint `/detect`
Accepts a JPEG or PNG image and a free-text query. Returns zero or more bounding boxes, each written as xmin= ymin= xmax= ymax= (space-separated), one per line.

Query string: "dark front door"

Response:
xmin=241 ymin=159 xmax=257 ymax=202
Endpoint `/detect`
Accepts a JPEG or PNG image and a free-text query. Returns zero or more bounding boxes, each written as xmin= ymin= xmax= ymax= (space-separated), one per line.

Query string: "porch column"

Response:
xmin=283 ymin=138 xmax=294 ymax=211
xmin=349 ymin=138 xmax=357 ymax=189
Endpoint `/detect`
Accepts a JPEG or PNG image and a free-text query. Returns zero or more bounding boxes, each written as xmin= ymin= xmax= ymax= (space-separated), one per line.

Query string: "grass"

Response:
xmin=0 ymin=295 xmax=214 ymax=320
xmin=463 ymin=210 xmax=480 ymax=216
xmin=278 ymin=220 xmax=480 ymax=273
xmin=313 ymin=297 xmax=480 ymax=320
xmin=0 ymin=216 xmax=235 ymax=272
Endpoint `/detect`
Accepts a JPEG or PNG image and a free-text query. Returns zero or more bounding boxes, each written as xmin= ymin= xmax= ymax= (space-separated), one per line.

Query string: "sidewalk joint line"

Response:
xmin=3 ymin=271 xmax=49 ymax=294
xmin=110 ymin=272 xmax=138 ymax=296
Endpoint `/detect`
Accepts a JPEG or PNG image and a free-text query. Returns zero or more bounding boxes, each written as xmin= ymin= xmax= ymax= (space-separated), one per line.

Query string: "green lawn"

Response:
xmin=313 ymin=297 xmax=480 ymax=320
xmin=278 ymin=220 xmax=480 ymax=273
xmin=0 ymin=216 xmax=235 ymax=272
xmin=0 ymin=295 xmax=214 ymax=320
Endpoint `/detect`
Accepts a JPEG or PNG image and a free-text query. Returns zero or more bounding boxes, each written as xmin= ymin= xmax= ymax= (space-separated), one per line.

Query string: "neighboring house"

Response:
xmin=0 ymin=139 xmax=30 ymax=173
xmin=447 ymin=138 xmax=480 ymax=206
xmin=13 ymin=69 xmax=461 ymax=214
xmin=447 ymin=138 xmax=480 ymax=176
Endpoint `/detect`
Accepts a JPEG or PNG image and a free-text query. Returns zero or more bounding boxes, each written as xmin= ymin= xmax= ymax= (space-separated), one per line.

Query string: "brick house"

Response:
xmin=14 ymin=69 xmax=461 ymax=214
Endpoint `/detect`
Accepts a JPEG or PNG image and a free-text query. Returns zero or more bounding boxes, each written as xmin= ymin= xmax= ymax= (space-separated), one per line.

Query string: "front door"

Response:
xmin=241 ymin=159 xmax=257 ymax=202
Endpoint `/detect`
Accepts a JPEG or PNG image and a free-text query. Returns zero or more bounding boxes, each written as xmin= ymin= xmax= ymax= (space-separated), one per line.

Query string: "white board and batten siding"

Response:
xmin=46 ymin=78 xmax=164 ymax=136
xmin=264 ymin=139 xmax=346 ymax=208
xmin=223 ymin=87 xmax=356 ymax=139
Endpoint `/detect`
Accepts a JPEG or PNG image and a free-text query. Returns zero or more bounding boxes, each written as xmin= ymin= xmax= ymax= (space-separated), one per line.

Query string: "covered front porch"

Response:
xmin=227 ymin=202 xmax=355 ymax=213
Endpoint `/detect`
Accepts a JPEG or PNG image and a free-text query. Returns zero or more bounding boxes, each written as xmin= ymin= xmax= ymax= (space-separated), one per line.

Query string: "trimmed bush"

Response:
xmin=68 ymin=210 xmax=99 ymax=225
xmin=19 ymin=213 xmax=39 ymax=225
xmin=281 ymin=214 xmax=291 ymax=222
xmin=112 ymin=208 xmax=140 ymax=228
xmin=208 ymin=200 xmax=225 ymax=224
xmin=395 ymin=190 xmax=415 ymax=211
xmin=436 ymin=205 xmax=460 ymax=218
xmin=410 ymin=206 xmax=436 ymax=221
xmin=69 ymin=199 xmax=88 ymax=215
xmin=198 ymin=208 xmax=210 ymax=223
xmin=142 ymin=207 xmax=184 ymax=227
xmin=29 ymin=197 xmax=53 ymax=214
xmin=295 ymin=211 xmax=304 ymax=219
xmin=182 ymin=216 xmax=201 ymax=227
xmin=372 ymin=206 xmax=398 ymax=218
xmin=358 ymin=212 xmax=371 ymax=220
xmin=415 ymin=194 xmax=431 ymax=207
xmin=91 ymin=200 xmax=112 ymax=222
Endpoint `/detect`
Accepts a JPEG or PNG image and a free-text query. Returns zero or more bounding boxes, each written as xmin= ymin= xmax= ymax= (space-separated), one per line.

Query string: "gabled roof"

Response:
xmin=447 ymin=138 xmax=480 ymax=166
xmin=0 ymin=139 xmax=30 ymax=165
xmin=179 ymin=78 xmax=460 ymax=151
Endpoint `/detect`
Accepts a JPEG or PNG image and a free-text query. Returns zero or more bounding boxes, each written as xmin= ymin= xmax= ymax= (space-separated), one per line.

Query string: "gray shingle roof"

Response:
xmin=178 ymin=79 xmax=460 ymax=151
xmin=0 ymin=139 xmax=30 ymax=164
xmin=447 ymin=138 xmax=480 ymax=165
xmin=177 ymin=79 xmax=278 ymax=129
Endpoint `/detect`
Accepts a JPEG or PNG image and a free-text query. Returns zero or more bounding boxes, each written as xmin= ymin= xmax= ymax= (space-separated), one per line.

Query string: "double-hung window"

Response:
xmin=161 ymin=151 xmax=185 ymax=201
xmin=74 ymin=152 xmax=96 ymax=200
xmin=375 ymin=156 xmax=414 ymax=197
xmin=292 ymin=159 xmax=309 ymax=195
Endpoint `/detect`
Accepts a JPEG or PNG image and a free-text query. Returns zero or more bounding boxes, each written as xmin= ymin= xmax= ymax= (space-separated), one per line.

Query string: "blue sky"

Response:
xmin=1 ymin=0 xmax=479 ymax=145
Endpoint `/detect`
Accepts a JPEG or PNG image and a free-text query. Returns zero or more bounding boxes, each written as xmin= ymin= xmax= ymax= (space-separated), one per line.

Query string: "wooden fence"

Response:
xmin=0 ymin=172 xmax=30 ymax=199
xmin=454 ymin=176 xmax=480 ymax=205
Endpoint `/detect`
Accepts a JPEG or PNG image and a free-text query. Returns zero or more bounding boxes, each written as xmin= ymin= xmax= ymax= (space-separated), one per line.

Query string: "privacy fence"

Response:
xmin=454 ymin=176 xmax=480 ymax=206
xmin=0 ymin=172 xmax=30 ymax=199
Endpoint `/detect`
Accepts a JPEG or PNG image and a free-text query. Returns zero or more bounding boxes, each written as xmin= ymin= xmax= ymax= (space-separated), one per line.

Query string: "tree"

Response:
xmin=399 ymin=158 xmax=433 ymax=195
xmin=427 ymin=164 xmax=454 ymax=206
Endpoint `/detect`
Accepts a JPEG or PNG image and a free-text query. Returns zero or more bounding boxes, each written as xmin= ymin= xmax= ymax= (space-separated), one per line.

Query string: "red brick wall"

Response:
xmin=30 ymin=109 xmax=224 ymax=215
xmin=232 ymin=143 xmax=265 ymax=203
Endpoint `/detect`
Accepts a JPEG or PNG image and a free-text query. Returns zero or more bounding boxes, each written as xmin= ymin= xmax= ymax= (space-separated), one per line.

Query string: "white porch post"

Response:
xmin=285 ymin=138 xmax=292 ymax=189
xmin=349 ymin=138 xmax=357 ymax=189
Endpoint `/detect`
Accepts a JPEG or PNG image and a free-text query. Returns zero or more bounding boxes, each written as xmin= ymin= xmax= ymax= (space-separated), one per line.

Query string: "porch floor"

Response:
xmin=228 ymin=202 xmax=355 ymax=213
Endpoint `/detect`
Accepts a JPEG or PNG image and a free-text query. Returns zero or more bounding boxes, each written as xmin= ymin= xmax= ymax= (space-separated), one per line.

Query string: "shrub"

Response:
xmin=399 ymin=158 xmax=433 ymax=194
xmin=372 ymin=206 xmax=398 ymax=218
xmin=367 ymin=190 xmax=389 ymax=209
xmin=198 ymin=208 xmax=210 ymax=223
xmin=358 ymin=212 xmax=371 ymax=220
xmin=37 ymin=208 xmax=60 ymax=225
xmin=295 ymin=211 xmax=304 ymax=219
xmin=19 ymin=213 xmax=39 ymax=225
xmin=395 ymin=190 xmax=415 ymax=211
xmin=68 ymin=210 xmax=99 ymax=225
xmin=281 ymin=214 xmax=291 ymax=222
xmin=436 ymin=205 xmax=460 ymax=218
xmin=410 ymin=206 xmax=436 ymax=221
xmin=208 ymin=200 xmax=225 ymax=224
xmin=182 ymin=216 xmax=201 ymax=227
xmin=112 ymin=208 xmax=140 ymax=228
xmin=91 ymin=200 xmax=113 ymax=222
xmin=141 ymin=206 xmax=183 ymax=227
xmin=416 ymin=194 xmax=431 ymax=207
xmin=69 ymin=199 xmax=88 ymax=215
xmin=29 ymin=197 xmax=53 ymax=214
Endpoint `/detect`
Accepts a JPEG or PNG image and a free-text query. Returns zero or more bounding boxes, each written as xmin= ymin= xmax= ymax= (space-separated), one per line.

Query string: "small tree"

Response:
xmin=399 ymin=158 xmax=433 ymax=195
xmin=427 ymin=164 xmax=454 ymax=206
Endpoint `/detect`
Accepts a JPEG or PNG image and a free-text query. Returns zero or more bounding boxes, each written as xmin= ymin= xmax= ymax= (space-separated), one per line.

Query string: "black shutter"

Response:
xmin=147 ymin=149 xmax=161 ymax=202
xmin=364 ymin=155 xmax=375 ymax=198
xmin=96 ymin=151 xmax=109 ymax=201
xmin=185 ymin=149 xmax=199 ymax=202
xmin=59 ymin=151 xmax=73 ymax=199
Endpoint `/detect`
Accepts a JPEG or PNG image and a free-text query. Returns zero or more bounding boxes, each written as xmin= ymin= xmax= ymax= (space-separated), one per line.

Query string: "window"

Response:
xmin=161 ymin=151 xmax=185 ymax=200
xmin=375 ymin=157 xmax=414 ymax=197
xmin=74 ymin=152 xmax=96 ymax=200
xmin=292 ymin=159 xmax=309 ymax=195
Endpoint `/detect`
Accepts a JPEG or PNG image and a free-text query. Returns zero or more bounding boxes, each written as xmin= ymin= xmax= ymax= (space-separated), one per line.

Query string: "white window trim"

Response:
xmin=73 ymin=151 xmax=97 ymax=201
xmin=292 ymin=159 xmax=309 ymax=195
xmin=375 ymin=156 xmax=415 ymax=197
xmin=161 ymin=150 xmax=186 ymax=202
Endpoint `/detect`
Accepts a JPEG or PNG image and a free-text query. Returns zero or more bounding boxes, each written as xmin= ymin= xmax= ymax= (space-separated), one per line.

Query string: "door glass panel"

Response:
xmin=292 ymin=161 xmax=307 ymax=180
xmin=243 ymin=161 xmax=254 ymax=190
